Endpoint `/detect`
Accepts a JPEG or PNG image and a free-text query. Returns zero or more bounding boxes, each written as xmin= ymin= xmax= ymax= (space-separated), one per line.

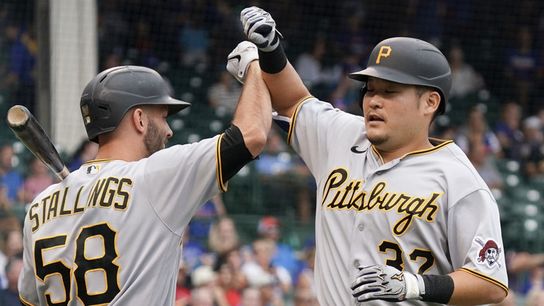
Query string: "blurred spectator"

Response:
xmin=190 ymin=286 xmax=215 ymax=306
xmin=19 ymin=157 xmax=54 ymax=204
xmin=67 ymin=140 xmax=98 ymax=172
xmin=296 ymin=242 xmax=316 ymax=292
xmin=504 ymin=251 xmax=544 ymax=299
xmin=102 ymin=52 xmax=122 ymax=70
xmin=495 ymin=102 xmax=524 ymax=162
xmin=293 ymin=286 xmax=319 ymax=306
xmin=175 ymin=261 xmax=191 ymax=306
xmin=467 ymin=139 xmax=504 ymax=190
xmin=191 ymin=265 xmax=230 ymax=306
xmin=0 ymin=229 xmax=22 ymax=290
xmin=504 ymin=26 xmax=539 ymax=111
xmin=214 ymin=255 xmax=242 ymax=306
xmin=0 ymin=256 xmax=23 ymax=305
xmin=448 ymin=45 xmax=485 ymax=99
xmin=208 ymin=216 xmax=240 ymax=257
xmin=519 ymin=116 xmax=544 ymax=178
xmin=455 ymin=105 xmax=502 ymax=156
xmin=295 ymin=36 xmax=326 ymax=88
xmin=3 ymin=23 xmax=36 ymax=113
xmin=257 ymin=216 xmax=302 ymax=283
xmin=0 ymin=144 xmax=23 ymax=204
xmin=182 ymin=229 xmax=207 ymax=273
xmin=242 ymin=238 xmax=292 ymax=297
xmin=190 ymin=194 xmax=226 ymax=245
xmin=0 ymin=185 xmax=9 ymax=211
xmin=407 ymin=0 xmax=447 ymax=46
xmin=191 ymin=265 xmax=217 ymax=288
xmin=222 ymin=247 xmax=247 ymax=292
xmin=295 ymin=36 xmax=341 ymax=92
xmin=255 ymin=128 xmax=314 ymax=222
xmin=239 ymin=287 xmax=262 ymax=306
xmin=328 ymin=50 xmax=364 ymax=114
xmin=179 ymin=14 xmax=210 ymax=67
xmin=526 ymin=287 xmax=544 ymax=306
xmin=207 ymin=70 xmax=241 ymax=115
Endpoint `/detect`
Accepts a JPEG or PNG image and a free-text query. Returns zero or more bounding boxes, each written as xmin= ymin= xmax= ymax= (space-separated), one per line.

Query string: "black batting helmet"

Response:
xmin=80 ymin=65 xmax=190 ymax=142
xmin=349 ymin=37 xmax=451 ymax=115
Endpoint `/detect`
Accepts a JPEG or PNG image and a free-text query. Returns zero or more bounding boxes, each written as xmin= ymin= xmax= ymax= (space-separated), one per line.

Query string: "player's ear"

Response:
xmin=131 ymin=107 xmax=147 ymax=133
xmin=422 ymin=90 xmax=440 ymax=116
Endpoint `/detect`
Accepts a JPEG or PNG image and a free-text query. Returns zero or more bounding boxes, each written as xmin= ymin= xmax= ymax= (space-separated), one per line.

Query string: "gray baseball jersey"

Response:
xmin=19 ymin=136 xmax=224 ymax=305
xmin=277 ymin=97 xmax=508 ymax=306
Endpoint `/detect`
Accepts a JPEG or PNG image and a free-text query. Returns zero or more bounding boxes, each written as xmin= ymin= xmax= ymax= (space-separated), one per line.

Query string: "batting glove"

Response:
xmin=240 ymin=6 xmax=283 ymax=52
xmin=226 ymin=41 xmax=259 ymax=84
xmin=351 ymin=265 xmax=423 ymax=303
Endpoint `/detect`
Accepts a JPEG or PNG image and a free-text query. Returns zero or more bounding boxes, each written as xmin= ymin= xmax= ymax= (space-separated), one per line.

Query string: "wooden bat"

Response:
xmin=7 ymin=105 xmax=70 ymax=180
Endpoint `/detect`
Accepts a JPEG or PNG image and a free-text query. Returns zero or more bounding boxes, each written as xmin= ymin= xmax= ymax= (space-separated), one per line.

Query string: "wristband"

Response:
xmin=420 ymin=274 xmax=454 ymax=304
xmin=258 ymin=44 xmax=287 ymax=74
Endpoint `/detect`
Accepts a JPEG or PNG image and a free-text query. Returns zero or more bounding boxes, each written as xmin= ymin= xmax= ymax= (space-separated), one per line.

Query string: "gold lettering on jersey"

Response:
xmin=59 ymin=187 xmax=71 ymax=215
xmin=29 ymin=177 xmax=133 ymax=233
xmin=322 ymin=168 xmax=443 ymax=235
xmin=115 ymin=178 xmax=132 ymax=209
xmin=73 ymin=186 xmax=85 ymax=213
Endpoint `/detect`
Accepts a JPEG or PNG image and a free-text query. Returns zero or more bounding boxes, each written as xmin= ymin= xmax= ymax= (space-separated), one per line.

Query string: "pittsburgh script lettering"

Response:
xmin=322 ymin=168 xmax=442 ymax=235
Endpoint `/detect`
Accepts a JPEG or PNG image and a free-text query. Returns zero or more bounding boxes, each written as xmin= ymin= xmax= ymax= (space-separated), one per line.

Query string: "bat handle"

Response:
xmin=57 ymin=166 xmax=70 ymax=180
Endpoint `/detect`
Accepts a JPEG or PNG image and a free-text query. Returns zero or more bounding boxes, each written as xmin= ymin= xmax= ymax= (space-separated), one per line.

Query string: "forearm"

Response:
xmin=353 ymin=265 xmax=506 ymax=305
xmin=232 ymin=62 xmax=272 ymax=157
xmin=262 ymin=61 xmax=311 ymax=117
xmin=448 ymin=270 xmax=507 ymax=305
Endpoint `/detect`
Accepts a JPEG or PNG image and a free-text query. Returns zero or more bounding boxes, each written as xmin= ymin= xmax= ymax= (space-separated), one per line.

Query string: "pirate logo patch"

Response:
xmin=475 ymin=237 xmax=501 ymax=268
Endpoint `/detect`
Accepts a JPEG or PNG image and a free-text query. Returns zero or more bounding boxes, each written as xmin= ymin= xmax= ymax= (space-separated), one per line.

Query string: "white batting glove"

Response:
xmin=351 ymin=265 xmax=423 ymax=303
xmin=226 ymin=41 xmax=259 ymax=84
xmin=240 ymin=6 xmax=283 ymax=52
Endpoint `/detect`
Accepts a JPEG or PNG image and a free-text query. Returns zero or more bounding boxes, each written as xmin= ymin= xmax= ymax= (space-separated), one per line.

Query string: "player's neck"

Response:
xmin=95 ymin=139 xmax=147 ymax=162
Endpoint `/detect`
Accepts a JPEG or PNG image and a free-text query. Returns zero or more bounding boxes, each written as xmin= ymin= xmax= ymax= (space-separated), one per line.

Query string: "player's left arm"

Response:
xmin=352 ymin=189 xmax=507 ymax=305
xmin=447 ymin=188 xmax=508 ymax=304
xmin=231 ymin=61 xmax=271 ymax=158
xmin=18 ymin=218 xmax=39 ymax=306
xmin=217 ymin=61 xmax=272 ymax=188
xmin=448 ymin=270 xmax=506 ymax=304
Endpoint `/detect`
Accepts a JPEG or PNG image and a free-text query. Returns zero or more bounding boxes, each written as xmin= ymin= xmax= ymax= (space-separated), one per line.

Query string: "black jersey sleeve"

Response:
xmin=217 ymin=124 xmax=255 ymax=190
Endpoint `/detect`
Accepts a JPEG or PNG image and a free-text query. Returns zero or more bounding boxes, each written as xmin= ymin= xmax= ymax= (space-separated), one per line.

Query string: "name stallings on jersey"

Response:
xmin=29 ymin=176 xmax=133 ymax=232
xmin=322 ymin=168 xmax=443 ymax=235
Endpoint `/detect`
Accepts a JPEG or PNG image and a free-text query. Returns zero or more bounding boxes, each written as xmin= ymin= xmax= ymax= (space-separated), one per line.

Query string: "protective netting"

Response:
xmin=2 ymin=0 xmax=544 ymax=253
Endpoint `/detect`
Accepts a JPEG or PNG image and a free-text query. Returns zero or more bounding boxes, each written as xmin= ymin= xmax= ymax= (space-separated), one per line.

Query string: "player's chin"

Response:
xmin=367 ymin=131 xmax=388 ymax=145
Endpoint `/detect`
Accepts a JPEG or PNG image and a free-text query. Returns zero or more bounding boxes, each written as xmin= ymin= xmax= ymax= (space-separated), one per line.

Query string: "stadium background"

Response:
xmin=1 ymin=0 xmax=544 ymax=304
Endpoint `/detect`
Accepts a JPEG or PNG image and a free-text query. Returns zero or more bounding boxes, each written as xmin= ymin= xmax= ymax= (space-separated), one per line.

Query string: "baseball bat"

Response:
xmin=6 ymin=105 xmax=70 ymax=180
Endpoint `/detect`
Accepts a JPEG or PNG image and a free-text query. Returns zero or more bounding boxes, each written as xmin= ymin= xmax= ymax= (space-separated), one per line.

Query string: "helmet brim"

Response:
xmin=348 ymin=66 xmax=426 ymax=87
xmin=154 ymin=96 xmax=191 ymax=116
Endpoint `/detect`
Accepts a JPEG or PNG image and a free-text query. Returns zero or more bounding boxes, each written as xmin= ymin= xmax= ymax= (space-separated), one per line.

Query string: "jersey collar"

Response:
xmin=371 ymin=138 xmax=453 ymax=165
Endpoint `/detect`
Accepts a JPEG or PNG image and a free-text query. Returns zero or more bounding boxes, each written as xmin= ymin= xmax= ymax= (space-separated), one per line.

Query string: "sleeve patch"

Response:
xmin=474 ymin=237 xmax=503 ymax=269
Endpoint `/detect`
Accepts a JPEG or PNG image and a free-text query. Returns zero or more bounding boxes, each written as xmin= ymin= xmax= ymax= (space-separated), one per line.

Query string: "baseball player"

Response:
xmin=227 ymin=6 xmax=508 ymax=305
xmin=18 ymin=57 xmax=271 ymax=305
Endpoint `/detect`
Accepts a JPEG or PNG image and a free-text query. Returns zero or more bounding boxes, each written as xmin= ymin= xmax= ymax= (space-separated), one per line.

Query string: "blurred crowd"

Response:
xmin=2 ymin=0 xmax=544 ymax=305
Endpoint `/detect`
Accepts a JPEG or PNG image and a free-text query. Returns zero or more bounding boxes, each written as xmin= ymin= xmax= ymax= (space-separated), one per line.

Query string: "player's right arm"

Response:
xmin=240 ymin=6 xmax=311 ymax=118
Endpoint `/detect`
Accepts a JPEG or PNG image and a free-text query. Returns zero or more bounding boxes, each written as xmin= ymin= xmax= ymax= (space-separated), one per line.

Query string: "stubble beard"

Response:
xmin=144 ymin=120 xmax=167 ymax=157
xmin=367 ymin=130 xmax=388 ymax=146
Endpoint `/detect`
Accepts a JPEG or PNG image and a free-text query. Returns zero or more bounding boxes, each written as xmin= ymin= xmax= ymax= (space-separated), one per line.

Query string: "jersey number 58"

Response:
xmin=34 ymin=223 xmax=120 ymax=305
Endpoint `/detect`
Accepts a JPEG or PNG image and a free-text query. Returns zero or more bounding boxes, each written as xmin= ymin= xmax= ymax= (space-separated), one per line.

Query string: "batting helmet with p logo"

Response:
xmin=349 ymin=37 xmax=452 ymax=115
